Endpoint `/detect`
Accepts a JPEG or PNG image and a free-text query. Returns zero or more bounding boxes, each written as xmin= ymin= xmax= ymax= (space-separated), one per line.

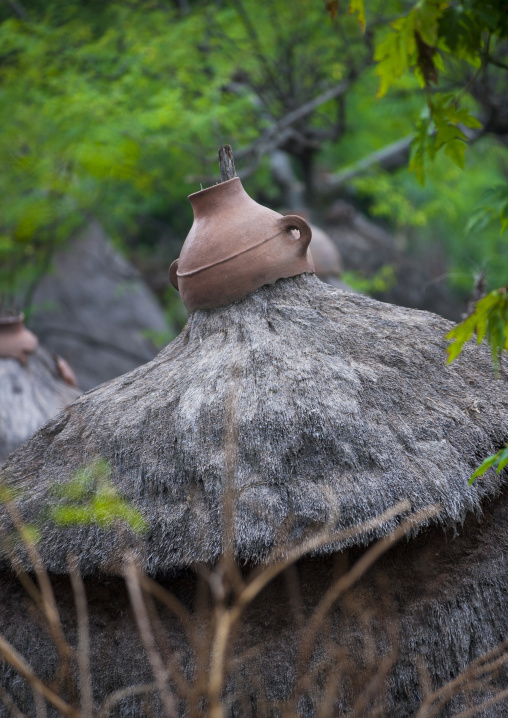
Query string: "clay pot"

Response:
xmin=0 ymin=315 xmax=38 ymax=365
xmin=170 ymin=178 xmax=314 ymax=312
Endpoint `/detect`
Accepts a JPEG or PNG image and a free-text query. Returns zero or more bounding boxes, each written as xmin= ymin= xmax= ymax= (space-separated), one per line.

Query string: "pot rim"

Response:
xmin=188 ymin=176 xmax=240 ymax=200
xmin=0 ymin=313 xmax=24 ymax=327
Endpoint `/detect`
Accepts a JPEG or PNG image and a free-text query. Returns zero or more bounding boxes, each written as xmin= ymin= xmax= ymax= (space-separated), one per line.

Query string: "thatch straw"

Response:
xmin=2 ymin=274 xmax=507 ymax=575
xmin=0 ymin=493 xmax=506 ymax=717
xmin=0 ymin=347 xmax=80 ymax=466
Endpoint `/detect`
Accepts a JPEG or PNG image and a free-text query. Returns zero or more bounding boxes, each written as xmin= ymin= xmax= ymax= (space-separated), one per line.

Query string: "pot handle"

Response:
xmin=280 ymin=215 xmax=312 ymax=254
xmin=169 ymin=259 xmax=179 ymax=290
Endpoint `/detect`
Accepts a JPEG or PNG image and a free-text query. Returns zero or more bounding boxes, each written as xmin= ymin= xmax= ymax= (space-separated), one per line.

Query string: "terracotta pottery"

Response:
xmin=0 ymin=315 xmax=38 ymax=365
xmin=170 ymin=177 xmax=314 ymax=311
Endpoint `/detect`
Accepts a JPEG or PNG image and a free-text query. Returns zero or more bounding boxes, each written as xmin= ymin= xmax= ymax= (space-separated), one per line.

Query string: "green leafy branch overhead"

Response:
xmin=446 ymin=288 xmax=508 ymax=483
xmin=467 ymin=186 xmax=508 ymax=235
xmin=372 ymin=0 xmax=508 ymax=180
xmin=327 ymin=1 xmax=507 ymax=182
xmin=446 ymin=287 xmax=508 ymax=367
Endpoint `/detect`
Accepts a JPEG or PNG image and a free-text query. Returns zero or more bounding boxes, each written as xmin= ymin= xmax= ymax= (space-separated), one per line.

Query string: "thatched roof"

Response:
xmin=29 ymin=221 xmax=168 ymax=391
xmin=2 ymin=273 xmax=507 ymax=576
xmin=0 ymin=346 xmax=80 ymax=466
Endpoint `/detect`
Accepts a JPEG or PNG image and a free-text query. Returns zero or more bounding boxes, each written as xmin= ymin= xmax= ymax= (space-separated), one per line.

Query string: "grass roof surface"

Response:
xmin=2 ymin=274 xmax=507 ymax=575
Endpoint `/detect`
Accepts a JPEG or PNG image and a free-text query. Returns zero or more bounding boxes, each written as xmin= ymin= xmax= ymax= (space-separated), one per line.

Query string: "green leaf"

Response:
xmin=349 ymin=0 xmax=365 ymax=31
xmin=444 ymin=139 xmax=466 ymax=168
xmin=470 ymin=446 xmax=508 ymax=483
xmin=496 ymin=449 xmax=508 ymax=472
xmin=447 ymin=289 xmax=508 ymax=366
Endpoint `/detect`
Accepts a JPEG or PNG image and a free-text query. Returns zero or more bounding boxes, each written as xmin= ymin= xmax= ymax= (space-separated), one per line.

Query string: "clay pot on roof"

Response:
xmin=169 ymin=177 xmax=314 ymax=311
xmin=0 ymin=314 xmax=80 ymax=466
xmin=1 ymin=168 xmax=508 ymax=716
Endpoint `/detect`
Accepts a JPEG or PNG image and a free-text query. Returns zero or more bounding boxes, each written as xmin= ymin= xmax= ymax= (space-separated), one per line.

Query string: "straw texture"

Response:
xmin=2 ymin=274 xmax=507 ymax=574
xmin=0 ymin=492 xmax=506 ymax=717
xmin=0 ymin=347 xmax=80 ymax=466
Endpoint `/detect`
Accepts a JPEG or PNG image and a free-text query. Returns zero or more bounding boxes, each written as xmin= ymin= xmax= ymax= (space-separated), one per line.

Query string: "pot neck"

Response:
xmin=0 ymin=314 xmax=24 ymax=335
xmin=188 ymin=177 xmax=247 ymax=218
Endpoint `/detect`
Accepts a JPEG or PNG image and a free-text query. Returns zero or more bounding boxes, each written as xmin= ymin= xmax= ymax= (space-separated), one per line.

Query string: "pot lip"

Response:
xmin=188 ymin=176 xmax=241 ymax=200
xmin=0 ymin=313 xmax=24 ymax=327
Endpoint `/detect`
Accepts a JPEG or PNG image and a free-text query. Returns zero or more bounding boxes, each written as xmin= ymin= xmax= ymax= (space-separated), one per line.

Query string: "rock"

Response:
xmin=29 ymin=221 xmax=169 ymax=391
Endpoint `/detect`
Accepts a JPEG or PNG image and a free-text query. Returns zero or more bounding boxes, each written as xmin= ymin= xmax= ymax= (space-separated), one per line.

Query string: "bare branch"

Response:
xmin=414 ymin=637 xmax=508 ymax=718
xmin=0 ymin=685 xmax=28 ymax=718
xmin=235 ymin=81 xmax=350 ymax=162
xmin=0 ymin=635 xmax=78 ymax=717
xmin=68 ymin=555 xmax=94 ymax=718
xmin=2 ymin=501 xmax=75 ymax=683
xmin=238 ymin=500 xmax=414 ymax=612
xmin=2 ymin=0 xmax=29 ymax=20
xmin=452 ymin=686 xmax=508 ymax=718
xmin=294 ymin=505 xmax=441 ymax=684
xmin=139 ymin=574 xmax=193 ymax=633
xmin=124 ymin=559 xmax=177 ymax=718
xmin=33 ymin=691 xmax=47 ymax=718
xmin=323 ymin=135 xmax=414 ymax=192
xmin=99 ymin=683 xmax=158 ymax=718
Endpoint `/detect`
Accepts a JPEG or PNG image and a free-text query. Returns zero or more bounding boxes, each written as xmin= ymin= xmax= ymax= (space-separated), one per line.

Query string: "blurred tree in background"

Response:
xmin=1 ymin=0 xmax=508 ymax=315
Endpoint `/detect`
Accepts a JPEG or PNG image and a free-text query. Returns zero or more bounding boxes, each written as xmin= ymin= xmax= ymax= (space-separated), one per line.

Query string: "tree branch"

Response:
xmin=321 ymin=135 xmax=414 ymax=193
xmin=235 ymin=80 xmax=350 ymax=161
xmin=3 ymin=0 xmax=29 ymax=20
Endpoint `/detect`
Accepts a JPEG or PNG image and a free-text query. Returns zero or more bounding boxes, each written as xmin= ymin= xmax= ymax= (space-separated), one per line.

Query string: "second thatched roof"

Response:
xmin=2 ymin=274 xmax=508 ymax=575
xmin=0 ymin=346 xmax=80 ymax=466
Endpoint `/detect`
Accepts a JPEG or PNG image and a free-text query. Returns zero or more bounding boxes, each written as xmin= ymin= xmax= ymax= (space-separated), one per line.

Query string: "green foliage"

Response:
xmin=326 ymin=0 xmax=366 ymax=29
xmin=51 ymin=457 xmax=147 ymax=533
xmin=375 ymin=0 xmax=448 ymax=99
xmin=349 ymin=0 xmax=366 ymax=31
xmin=470 ymin=445 xmax=508 ymax=483
xmin=342 ymin=265 xmax=396 ymax=295
xmin=410 ymin=94 xmax=482 ymax=183
xmin=446 ymin=287 xmax=508 ymax=367
xmin=0 ymin=0 xmax=369 ymax=297
xmin=352 ymin=171 xmax=428 ymax=227
xmin=1 ymin=0 xmax=508 ymax=315
xmin=467 ymin=185 xmax=508 ymax=235
xmin=0 ymin=484 xmax=20 ymax=504
xmin=372 ymin=0 xmax=508 ymax=183
xmin=342 ymin=133 xmax=508 ymax=294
